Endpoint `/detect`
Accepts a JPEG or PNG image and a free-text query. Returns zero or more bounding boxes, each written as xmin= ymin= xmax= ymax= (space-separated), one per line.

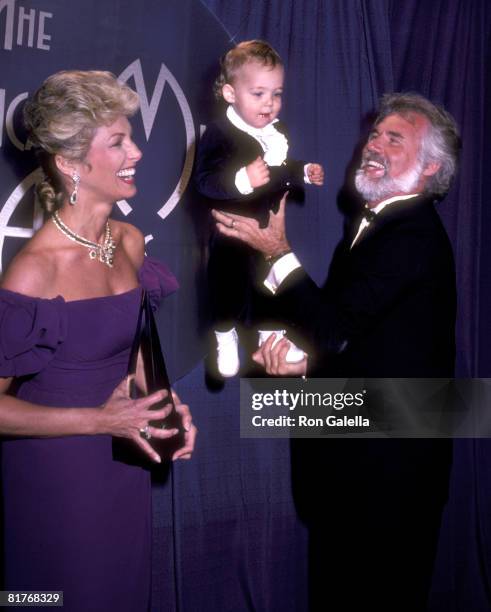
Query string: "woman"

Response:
xmin=0 ymin=70 xmax=196 ymax=610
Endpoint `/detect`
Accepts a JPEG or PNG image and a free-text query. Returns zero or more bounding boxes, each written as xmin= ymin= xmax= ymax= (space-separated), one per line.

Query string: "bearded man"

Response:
xmin=213 ymin=93 xmax=461 ymax=611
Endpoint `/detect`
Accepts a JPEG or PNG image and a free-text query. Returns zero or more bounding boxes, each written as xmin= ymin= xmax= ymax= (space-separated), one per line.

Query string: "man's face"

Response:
xmin=222 ymin=61 xmax=284 ymax=129
xmin=355 ymin=112 xmax=432 ymax=205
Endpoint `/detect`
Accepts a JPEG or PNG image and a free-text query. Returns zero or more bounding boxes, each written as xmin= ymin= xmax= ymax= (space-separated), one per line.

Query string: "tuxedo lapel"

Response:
xmin=350 ymin=195 xmax=431 ymax=250
xmin=229 ymin=123 xmax=264 ymax=162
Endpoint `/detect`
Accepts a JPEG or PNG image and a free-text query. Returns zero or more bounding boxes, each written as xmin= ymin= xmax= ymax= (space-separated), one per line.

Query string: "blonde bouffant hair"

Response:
xmin=24 ymin=70 xmax=139 ymax=212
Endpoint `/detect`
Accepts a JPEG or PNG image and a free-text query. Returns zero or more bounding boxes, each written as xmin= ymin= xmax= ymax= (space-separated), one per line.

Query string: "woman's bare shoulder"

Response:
xmin=1 ymin=243 xmax=55 ymax=297
xmin=112 ymin=220 xmax=145 ymax=269
xmin=0 ymin=221 xmax=63 ymax=296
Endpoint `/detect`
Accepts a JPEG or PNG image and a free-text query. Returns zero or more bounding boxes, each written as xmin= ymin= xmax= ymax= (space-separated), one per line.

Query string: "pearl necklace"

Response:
xmin=52 ymin=211 xmax=116 ymax=268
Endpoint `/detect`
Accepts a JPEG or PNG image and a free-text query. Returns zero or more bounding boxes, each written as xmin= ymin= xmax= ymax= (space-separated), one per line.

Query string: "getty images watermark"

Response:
xmin=240 ymin=378 xmax=491 ymax=438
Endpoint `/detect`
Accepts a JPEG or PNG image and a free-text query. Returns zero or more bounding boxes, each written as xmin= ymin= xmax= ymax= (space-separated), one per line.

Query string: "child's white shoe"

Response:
xmin=215 ymin=328 xmax=240 ymax=377
xmin=258 ymin=330 xmax=305 ymax=363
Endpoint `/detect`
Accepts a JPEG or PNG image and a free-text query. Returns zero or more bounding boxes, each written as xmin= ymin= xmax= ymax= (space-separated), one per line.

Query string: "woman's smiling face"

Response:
xmin=76 ymin=115 xmax=142 ymax=204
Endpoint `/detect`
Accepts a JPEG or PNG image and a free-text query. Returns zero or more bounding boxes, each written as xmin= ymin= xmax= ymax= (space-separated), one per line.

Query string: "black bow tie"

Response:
xmin=363 ymin=207 xmax=377 ymax=222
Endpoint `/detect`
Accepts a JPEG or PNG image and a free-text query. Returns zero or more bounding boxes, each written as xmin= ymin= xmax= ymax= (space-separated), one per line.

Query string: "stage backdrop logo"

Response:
xmin=0 ymin=0 xmax=230 ymax=379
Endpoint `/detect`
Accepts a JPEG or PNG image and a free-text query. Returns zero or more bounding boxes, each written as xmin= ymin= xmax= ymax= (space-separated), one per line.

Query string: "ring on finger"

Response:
xmin=231 ymin=220 xmax=236 ymax=229
xmin=139 ymin=425 xmax=152 ymax=440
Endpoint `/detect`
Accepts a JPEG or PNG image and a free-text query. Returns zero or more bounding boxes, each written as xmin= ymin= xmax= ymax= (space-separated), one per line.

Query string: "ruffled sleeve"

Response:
xmin=138 ymin=256 xmax=179 ymax=312
xmin=0 ymin=289 xmax=67 ymax=377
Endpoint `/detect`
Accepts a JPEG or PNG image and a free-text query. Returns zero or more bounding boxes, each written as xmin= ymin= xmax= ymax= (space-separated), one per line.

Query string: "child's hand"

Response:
xmin=246 ymin=156 xmax=270 ymax=188
xmin=307 ymin=163 xmax=324 ymax=186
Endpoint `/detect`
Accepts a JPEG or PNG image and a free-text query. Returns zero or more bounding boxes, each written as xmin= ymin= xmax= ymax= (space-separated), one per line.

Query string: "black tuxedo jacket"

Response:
xmin=194 ymin=118 xmax=305 ymax=226
xmin=283 ymin=194 xmax=456 ymax=611
xmin=278 ymin=195 xmax=456 ymax=377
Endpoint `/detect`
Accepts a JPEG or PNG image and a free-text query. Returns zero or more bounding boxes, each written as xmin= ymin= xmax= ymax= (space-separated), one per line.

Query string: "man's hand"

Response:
xmin=246 ymin=156 xmax=270 ymax=188
xmin=307 ymin=163 xmax=325 ymax=186
xmin=212 ymin=192 xmax=290 ymax=258
xmin=252 ymin=334 xmax=308 ymax=376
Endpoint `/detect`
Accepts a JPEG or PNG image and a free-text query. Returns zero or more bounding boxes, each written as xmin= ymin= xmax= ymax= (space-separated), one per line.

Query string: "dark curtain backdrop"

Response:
xmin=162 ymin=1 xmax=491 ymax=611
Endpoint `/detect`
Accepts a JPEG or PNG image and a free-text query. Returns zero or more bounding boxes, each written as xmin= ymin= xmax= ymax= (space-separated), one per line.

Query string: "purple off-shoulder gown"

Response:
xmin=0 ymin=257 xmax=178 ymax=612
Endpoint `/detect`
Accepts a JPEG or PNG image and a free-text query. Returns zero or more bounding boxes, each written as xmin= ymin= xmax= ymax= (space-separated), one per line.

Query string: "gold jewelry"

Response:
xmin=52 ymin=211 xmax=116 ymax=268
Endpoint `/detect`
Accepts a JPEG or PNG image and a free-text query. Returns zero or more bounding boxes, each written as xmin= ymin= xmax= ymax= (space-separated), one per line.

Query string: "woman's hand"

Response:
xmin=170 ymin=389 xmax=197 ymax=461
xmin=99 ymin=378 xmax=182 ymax=463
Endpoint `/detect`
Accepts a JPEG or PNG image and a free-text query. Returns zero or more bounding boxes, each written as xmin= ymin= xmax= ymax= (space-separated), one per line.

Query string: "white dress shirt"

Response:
xmin=226 ymin=106 xmax=311 ymax=194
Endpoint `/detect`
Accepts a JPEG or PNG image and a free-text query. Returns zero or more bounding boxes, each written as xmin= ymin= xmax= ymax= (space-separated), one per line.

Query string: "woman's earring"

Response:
xmin=69 ymin=172 xmax=80 ymax=205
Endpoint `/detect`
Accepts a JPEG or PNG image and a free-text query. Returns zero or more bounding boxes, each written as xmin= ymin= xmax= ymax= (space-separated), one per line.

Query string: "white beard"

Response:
xmin=355 ymin=158 xmax=424 ymax=203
